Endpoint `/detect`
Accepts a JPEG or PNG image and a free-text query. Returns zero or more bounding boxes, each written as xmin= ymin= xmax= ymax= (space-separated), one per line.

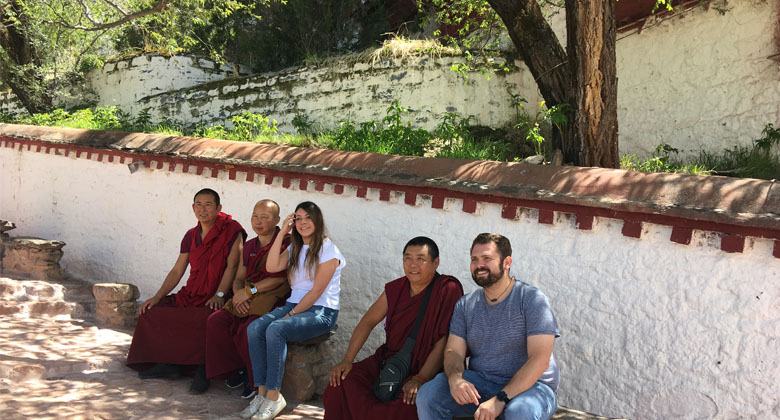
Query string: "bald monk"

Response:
xmin=127 ymin=188 xmax=246 ymax=394
xmin=204 ymin=199 xmax=292 ymax=398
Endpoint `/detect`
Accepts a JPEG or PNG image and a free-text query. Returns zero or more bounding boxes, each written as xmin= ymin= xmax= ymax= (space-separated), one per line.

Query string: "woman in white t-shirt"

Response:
xmin=241 ymin=201 xmax=345 ymax=420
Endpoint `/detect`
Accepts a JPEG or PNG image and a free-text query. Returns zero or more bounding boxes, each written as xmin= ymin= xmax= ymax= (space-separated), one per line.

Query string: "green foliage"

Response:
xmin=291 ymin=114 xmax=315 ymax=136
xmin=12 ymin=106 xmax=131 ymax=130
xmin=508 ymin=95 xmax=571 ymax=158
xmin=78 ymin=54 xmax=105 ymax=73
xmin=228 ymin=111 xmax=278 ymax=141
xmin=327 ymin=101 xmax=431 ymax=156
xmin=691 ymin=123 xmax=780 ymax=180
xmin=621 ymin=143 xmax=710 ymax=175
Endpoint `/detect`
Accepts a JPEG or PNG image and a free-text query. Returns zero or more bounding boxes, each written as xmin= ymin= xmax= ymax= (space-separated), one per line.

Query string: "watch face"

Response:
xmin=216 ymin=292 xmax=225 ymax=298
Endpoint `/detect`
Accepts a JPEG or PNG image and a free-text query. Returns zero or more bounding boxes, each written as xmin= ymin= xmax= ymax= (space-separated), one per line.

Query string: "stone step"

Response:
xmin=0 ymin=277 xmax=95 ymax=319
xmin=0 ymin=316 xmax=131 ymax=382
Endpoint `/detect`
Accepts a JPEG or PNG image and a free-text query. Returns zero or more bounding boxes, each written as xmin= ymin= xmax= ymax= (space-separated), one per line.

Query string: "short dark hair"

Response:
xmin=470 ymin=233 xmax=512 ymax=262
xmin=194 ymin=188 xmax=220 ymax=206
xmin=403 ymin=236 xmax=439 ymax=260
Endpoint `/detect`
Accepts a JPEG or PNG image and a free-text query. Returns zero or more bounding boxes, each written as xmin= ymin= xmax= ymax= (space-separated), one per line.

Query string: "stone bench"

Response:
xmin=281 ymin=326 xmax=338 ymax=402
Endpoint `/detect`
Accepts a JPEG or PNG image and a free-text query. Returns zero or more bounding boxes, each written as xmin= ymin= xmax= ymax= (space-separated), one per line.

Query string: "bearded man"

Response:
xmin=416 ymin=233 xmax=560 ymax=420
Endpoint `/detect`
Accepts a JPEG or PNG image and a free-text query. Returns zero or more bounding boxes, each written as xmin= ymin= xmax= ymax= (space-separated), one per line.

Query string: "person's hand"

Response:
xmin=233 ymin=288 xmax=251 ymax=306
xmin=329 ymin=361 xmax=353 ymax=386
xmin=402 ymin=378 xmax=423 ymax=405
xmin=205 ymin=295 xmax=225 ymax=310
xmin=235 ymin=300 xmax=250 ymax=314
xmin=448 ymin=377 xmax=480 ymax=406
xmin=474 ymin=396 xmax=505 ymax=420
xmin=281 ymin=213 xmax=296 ymax=235
xmin=138 ymin=295 xmax=161 ymax=315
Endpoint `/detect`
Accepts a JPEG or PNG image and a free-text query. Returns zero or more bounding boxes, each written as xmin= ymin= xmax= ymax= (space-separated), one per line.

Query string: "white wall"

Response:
xmin=86 ymin=54 xmax=247 ymax=117
xmin=0 ymin=91 xmax=25 ymax=116
xmin=616 ymin=0 xmax=780 ymax=157
xmin=1 ymin=141 xmax=778 ymax=419
xmin=138 ymin=55 xmax=541 ymax=133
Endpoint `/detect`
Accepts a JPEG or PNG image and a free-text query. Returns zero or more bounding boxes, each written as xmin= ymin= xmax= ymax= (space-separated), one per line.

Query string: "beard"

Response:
xmin=471 ymin=266 xmax=504 ymax=288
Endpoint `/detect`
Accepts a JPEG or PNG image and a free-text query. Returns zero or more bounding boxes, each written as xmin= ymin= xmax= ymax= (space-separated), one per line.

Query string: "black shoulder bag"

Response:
xmin=373 ymin=279 xmax=435 ymax=402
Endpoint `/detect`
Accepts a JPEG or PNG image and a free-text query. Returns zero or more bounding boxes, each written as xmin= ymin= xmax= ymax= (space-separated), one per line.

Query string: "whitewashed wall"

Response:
xmin=137 ymin=55 xmax=541 ymax=133
xmin=615 ymin=0 xmax=780 ymax=157
xmin=0 ymin=91 xmax=24 ymax=116
xmin=1 ymin=140 xmax=778 ymax=419
xmin=85 ymin=54 xmax=248 ymax=117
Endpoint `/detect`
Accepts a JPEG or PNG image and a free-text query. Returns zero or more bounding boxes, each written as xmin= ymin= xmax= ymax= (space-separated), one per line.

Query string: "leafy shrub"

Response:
xmin=621 ymin=143 xmax=710 ymax=175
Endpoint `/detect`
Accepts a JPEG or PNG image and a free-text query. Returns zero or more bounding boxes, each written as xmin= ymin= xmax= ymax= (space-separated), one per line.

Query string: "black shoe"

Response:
xmin=241 ymin=383 xmax=257 ymax=399
xmin=188 ymin=365 xmax=210 ymax=395
xmin=225 ymin=368 xmax=246 ymax=389
xmin=138 ymin=363 xmax=181 ymax=379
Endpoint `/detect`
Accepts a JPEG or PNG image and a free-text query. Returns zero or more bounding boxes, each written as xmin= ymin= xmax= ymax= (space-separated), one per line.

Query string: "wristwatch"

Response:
xmin=216 ymin=291 xmax=225 ymax=298
xmin=248 ymin=284 xmax=258 ymax=295
xmin=496 ymin=390 xmax=510 ymax=404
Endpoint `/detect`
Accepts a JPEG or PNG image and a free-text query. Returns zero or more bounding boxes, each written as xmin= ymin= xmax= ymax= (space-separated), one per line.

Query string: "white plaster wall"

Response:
xmin=0 ymin=91 xmax=25 ymax=116
xmin=86 ymin=54 xmax=247 ymax=116
xmin=616 ymin=0 xmax=780 ymax=157
xmin=141 ymin=56 xmax=542 ymax=132
xmin=2 ymin=145 xmax=779 ymax=418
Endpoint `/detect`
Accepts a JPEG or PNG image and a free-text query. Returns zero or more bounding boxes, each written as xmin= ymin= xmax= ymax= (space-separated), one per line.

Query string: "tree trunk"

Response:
xmin=487 ymin=0 xmax=619 ymax=168
xmin=564 ymin=0 xmax=619 ymax=167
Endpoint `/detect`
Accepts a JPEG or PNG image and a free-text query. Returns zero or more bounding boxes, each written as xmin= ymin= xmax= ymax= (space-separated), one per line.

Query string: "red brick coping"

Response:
xmin=2 ymin=124 xmax=779 ymax=257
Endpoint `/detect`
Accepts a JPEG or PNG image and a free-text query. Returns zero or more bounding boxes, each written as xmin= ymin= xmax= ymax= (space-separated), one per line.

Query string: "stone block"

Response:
xmin=92 ymin=283 xmax=140 ymax=302
xmin=95 ymin=301 xmax=138 ymax=329
xmin=280 ymin=341 xmax=334 ymax=402
xmin=1 ymin=237 xmax=66 ymax=281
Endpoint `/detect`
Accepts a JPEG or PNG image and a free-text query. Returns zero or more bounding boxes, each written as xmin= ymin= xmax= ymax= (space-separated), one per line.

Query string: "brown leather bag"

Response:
xmin=222 ymin=279 xmax=289 ymax=318
xmin=222 ymin=248 xmax=290 ymax=318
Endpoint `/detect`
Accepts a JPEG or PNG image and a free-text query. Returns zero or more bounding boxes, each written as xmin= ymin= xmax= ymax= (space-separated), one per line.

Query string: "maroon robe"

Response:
xmin=323 ymin=273 xmax=463 ymax=420
xmin=205 ymin=229 xmax=291 ymax=380
xmin=126 ymin=212 xmax=245 ymax=369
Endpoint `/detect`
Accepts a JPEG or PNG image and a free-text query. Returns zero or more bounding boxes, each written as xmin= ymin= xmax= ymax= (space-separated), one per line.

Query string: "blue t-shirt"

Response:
xmin=449 ymin=280 xmax=560 ymax=391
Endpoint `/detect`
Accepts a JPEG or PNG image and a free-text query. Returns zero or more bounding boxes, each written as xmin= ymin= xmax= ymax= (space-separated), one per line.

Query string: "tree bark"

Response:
xmin=487 ymin=0 xmax=619 ymax=168
xmin=565 ymin=0 xmax=618 ymax=167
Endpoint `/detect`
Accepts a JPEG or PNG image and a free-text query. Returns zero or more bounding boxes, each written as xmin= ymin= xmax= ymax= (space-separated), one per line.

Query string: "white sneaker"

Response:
xmin=251 ymin=394 xmax=286 ymax=420
xmin=239 ymin=394 xmax=267 ymax=419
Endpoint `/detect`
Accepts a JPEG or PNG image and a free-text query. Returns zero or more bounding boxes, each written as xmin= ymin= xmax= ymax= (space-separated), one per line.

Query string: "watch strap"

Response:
xmin=496 ymin=390 xmax=510 ymax=404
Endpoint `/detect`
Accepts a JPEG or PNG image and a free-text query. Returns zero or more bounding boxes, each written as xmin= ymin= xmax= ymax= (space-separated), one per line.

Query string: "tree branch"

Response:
xmin=75 ymin=0 xmax=100 ymax=26
xmin=41 ymin=0 xmax=168 ymax=31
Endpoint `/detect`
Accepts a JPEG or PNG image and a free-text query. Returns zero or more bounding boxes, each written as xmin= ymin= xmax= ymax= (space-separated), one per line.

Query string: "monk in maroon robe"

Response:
xmin=324 ymin=237 xmax=463 ymax=420
xmin=126 ymin=188 xmax=245 ymax=392
xmin=205 ymin=199 xmax=291 ymax=398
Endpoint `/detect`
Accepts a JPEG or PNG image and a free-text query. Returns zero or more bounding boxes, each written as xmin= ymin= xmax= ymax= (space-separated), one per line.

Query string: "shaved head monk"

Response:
xmin=127 ymin=188 xmax=246 ymax=394
xmin=203 ymin=199 xmax=292 ymax=398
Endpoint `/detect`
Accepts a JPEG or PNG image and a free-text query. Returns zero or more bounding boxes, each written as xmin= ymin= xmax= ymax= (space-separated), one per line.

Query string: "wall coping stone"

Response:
xmin=5 ymin=237 xmax=66 ymax=251
xmin=0 ymin=220 xmax=16 ymax=233
xmin=2 ymin=123 xmax=778 ymax=241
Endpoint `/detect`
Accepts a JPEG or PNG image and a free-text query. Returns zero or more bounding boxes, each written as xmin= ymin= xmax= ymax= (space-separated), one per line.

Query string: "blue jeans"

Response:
xmin=247 ymin=302 xmax=338 ymax=390
xmin=417 ymin=370 xmax=557 ymax=420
